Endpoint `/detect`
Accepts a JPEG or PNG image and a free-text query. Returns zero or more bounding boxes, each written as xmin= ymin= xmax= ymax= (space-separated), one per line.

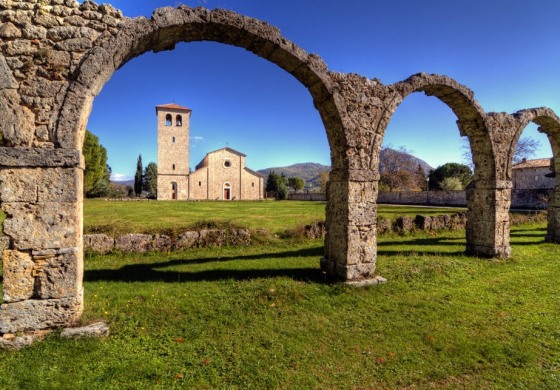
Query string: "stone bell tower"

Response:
xmin=156 ymin=103 xmax=192 ymax=200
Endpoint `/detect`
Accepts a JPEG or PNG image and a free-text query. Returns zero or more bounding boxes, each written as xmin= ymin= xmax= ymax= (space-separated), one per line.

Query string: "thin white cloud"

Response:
xmin=193 ymin=136 xmax=204 ymax=142
xmin=110 ymin=173 xmax=133 ymax=182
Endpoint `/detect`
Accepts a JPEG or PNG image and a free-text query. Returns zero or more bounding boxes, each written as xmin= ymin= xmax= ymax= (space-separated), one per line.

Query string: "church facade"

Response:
xmin=156 ymin=103 xmax=264 ymax=200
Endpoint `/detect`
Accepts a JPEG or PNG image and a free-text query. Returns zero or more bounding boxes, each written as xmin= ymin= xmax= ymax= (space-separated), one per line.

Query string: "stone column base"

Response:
xmin=320 ymin=257 xmax=385 ymax=286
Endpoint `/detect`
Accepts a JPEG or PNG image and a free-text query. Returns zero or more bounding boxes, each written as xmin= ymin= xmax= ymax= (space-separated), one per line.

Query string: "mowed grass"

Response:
xmin=82 ymin=199 xmax=466 ymax=236
xmin=1 ymin=222 xmax=559 ymax=388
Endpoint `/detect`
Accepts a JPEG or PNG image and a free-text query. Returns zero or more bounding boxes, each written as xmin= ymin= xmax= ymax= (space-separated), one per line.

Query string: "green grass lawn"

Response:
xmin=82 ymin=199 xmax=466 ymax=236
xmin=1 ymin=222 xmax=559 ymax=388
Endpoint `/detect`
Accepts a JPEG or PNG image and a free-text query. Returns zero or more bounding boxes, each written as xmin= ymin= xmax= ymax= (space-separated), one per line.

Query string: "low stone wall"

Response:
xmin=377 ymin=191 xmax=467 ymax=206
xmin=303 ymin=212 xmax=468 ymax=239
xmin=511 ymin=189 xmax=551 ymax=209
xmin=289 ymin=193 xmax=327 ymax=201
xmin=378 ymin=189 xmax=553 ymax=209
xmin=84 ymin=229 xmax=251 ymax=254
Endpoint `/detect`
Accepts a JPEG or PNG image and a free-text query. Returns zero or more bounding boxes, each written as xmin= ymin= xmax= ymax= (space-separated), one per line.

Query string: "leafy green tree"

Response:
xmin=143 ymin=162 xmax=158 ymax=198
xmin=265 ymin=171 xmax=289 ymax=199
xmin=83 ymin=130 xmax=111 ymax=198
xmin=429 ymin=163 xmax=473 ymax=190
xmin=134 ymin=154 xmax=143 ymax=196
xmin=439 ymin=177 xmax=463 ymax=191
xmin=276 ymin=182 xmax=289 ymax=200
xmin=288 ymin=177 xmax=305 ymax=192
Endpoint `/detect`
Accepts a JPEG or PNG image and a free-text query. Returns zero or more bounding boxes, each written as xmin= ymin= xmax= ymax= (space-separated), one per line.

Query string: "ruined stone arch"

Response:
xmin=56 ymin=7 xmax=347 ymax=167
xmin=389 ymin=73 xmax=495 ymax=182
xmin=509 ymin=108 xmax=560 ymax=242
xmin=2 ymin=0 xmax=560 ymax=339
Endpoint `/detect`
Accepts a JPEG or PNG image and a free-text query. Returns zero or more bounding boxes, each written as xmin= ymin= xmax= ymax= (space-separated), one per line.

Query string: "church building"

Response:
xmin=156 ymin=103 xmax=264 ymax=201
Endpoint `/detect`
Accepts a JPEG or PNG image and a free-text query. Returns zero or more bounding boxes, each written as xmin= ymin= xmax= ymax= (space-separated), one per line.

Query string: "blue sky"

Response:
xmin=82 ymin=0 xmax=560 ymax=181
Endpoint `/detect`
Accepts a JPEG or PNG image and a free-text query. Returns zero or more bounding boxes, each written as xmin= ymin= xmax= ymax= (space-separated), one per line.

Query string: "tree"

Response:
xmin=83 ymin=130 xmax=111 ymax=198
xmin=319 ymin=171 xmax=329 ymax=193
xmin=143 ymin=162 xmax=158 ymax=198
xmin=429 ymin=163 xmax=473 ymax=190
xmin=439 ymin=177 xmax=463 ymax=191
xmin=513 ymin=136 xmax=541 ymax=164
xmin=265 ymin=171 xmax=289 ymax=200
xmin=288 ymin=177 xmax=305 ymax=192
xmin=379 ymin=145 xmax=423 ymax=191
xmin=134 ymin=154 xmax=143 ymax=196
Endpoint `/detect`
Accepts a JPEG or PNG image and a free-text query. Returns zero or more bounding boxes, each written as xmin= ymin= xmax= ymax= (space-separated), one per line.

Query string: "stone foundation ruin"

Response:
xmin=1 ymin=0 xmax=560 ymax=336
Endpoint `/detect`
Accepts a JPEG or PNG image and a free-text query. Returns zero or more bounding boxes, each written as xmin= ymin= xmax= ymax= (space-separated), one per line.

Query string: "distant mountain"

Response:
xmin=111 ymin=179 xmax=134 ymax=187
xmin=258 ymin=162 xmax=330 ymax=188
xmin=257 ymin=150 xmax=432 ymax=189
xmin=379 ymin=148 xmax=433 ymax=174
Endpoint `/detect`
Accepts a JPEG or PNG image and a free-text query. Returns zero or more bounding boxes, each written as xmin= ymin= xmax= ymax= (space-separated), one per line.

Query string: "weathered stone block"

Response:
xmin=32 ymin=249 xmax=82 ymax=299
xmin=0 ymin=167 xmax=81 ymax=203
xmin=83 ymin=234 xmax=114 ymax=254
xmin=346 ymin=225 xmax=377 ymax=266
xmin=0 ymin=294 xmax=83 ymax=334
xmin=175 ymin=231 xmax=199 ymax=250
xmin=394 ymin=217 xmax=414 ymax=234
xmin=114 ymin=234 xmax=152 ymax=253
xmin=60 ymin=321 xmax=109 ymax=339
xmin=2 ymin=250 xmax=34 ymax=303
xmin=376 ymin=217 xmax=391 ymax=234
xmin=152 ymin=234 xmax=172 ymax=252
xmin=0 ymin=235 xmax=10 ymax=252
xmin=0 ymin=147 xmax=83 ymax=168
xmin=3 ymin=202 xmax=80 ymax=250
xmin=199 ymin=229 xmax=226 ymax=247
xmin=227 ymin=229 xmax=251 ymax=245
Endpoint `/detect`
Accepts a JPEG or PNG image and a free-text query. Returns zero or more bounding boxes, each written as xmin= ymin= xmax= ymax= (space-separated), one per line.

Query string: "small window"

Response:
xmin=252 ymin=182 xmax=255 ymax=187
xmin=172 ymin=164 xmax=176 ymax=171
xmin=165 ymin=114 xmax=172 ymax=126
xmin=172 ymin=136 xmax=176 ymax=143
xmin=198 ymin=181 xmax=202 ymax=187
xmin=176 ymin=115 xmax=182 ymax=127
xmin=224 ymin=160 xmax=232 ymax=168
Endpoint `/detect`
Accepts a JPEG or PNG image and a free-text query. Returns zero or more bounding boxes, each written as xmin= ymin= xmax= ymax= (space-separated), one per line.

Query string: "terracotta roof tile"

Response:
xmin=512 ymin=158 xmax=552 ymax=169
xmin=155 ymin=103 xmax=192 ymax=112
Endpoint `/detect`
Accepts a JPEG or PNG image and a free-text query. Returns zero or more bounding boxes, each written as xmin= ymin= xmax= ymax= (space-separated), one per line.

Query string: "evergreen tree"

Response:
xmin=143 ymin=162 xmax=158 ymax=198
xmin=83 ymin=130 xmax=111 ymax=198
xmin=134 ymin=154 xmax=143 ymax=196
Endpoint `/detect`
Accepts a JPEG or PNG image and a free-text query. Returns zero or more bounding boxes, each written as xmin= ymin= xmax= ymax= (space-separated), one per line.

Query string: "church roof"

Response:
xmin=513 ymin=158 xmax=552 ymax=170
xmin=194 ymin=147 xmax=250 ymax=170
xmin=155 ymin=103 xmax=192 ymax=112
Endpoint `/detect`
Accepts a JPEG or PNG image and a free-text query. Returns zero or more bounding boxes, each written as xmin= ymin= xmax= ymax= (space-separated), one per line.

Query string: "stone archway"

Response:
xmin=0 ymin=2 xmax=360 ymax=333
xmin=506 ymin=108 xmax=560 ymax=242
xmin=381 ymin=73 xmax=505 ymax=257
xmin=1 ymin=0 xmax=560 ymax=337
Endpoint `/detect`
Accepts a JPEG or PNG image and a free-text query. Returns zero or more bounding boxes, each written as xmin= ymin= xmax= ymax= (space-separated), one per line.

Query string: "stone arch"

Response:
xmin=56 ymin=7 xmax=347 ymax=168
xmin=389 ymin=73 xmax=494 ymax=183
xmin=371 ymin=73 xmax=507 ymax=257
xmin=510 ymin=108 xmax=560 ymax=242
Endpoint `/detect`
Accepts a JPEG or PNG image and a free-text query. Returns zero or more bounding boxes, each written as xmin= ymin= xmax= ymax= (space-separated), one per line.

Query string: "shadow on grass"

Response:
xmin=85 ymin=246 xmax=328 ymax=284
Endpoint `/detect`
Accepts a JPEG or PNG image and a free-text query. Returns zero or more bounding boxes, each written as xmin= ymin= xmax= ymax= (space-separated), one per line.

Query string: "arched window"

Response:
xmin=171 ymin=182 xmax=178 ymax=200
xmin=172 ymin=136 xmax=176 ymax=143
xmin=176 ymin=115 xmax=182 ymax=127
xmin=165 ymin=114 xmax=172 ymax=126
xmin=172 ymin=164 xmax=176 ymax=171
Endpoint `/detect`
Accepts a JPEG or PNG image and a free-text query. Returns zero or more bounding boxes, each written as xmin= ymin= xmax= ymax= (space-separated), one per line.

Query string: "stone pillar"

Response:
xmin=0 ymin=148 xmax=84 ymax=334
xmin=466 ymin=180 xmax=512 ymax=258
xmin=321 ymin=171 xmax=385 ymax=286
xmin=546 ymin=186 xmax=560 ymax=243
